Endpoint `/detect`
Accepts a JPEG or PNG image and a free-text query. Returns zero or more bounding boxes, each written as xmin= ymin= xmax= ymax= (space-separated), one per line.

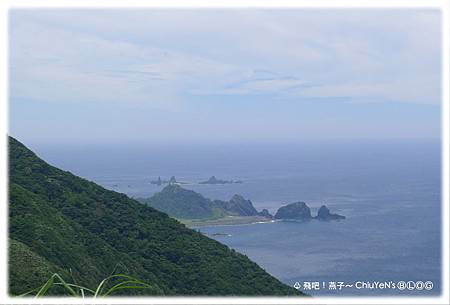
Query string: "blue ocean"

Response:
xmin=32 ymin=139 xmax=441 ymax=296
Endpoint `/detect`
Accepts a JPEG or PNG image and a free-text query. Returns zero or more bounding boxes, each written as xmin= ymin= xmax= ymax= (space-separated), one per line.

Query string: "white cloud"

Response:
xmin=291 ymin=77 xmax=441 ymax=105
xmin=9 ymin=9 xmax=442 ymax=106
xmin=9 ymin=18 xmax=248 ymax=109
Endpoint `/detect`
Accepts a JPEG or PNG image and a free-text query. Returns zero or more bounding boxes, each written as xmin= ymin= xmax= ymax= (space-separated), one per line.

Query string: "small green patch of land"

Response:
xmin=179 ymin=215 xmax=273 ymax=227
xmin=138 ymin=184 xmax=275 ymax=224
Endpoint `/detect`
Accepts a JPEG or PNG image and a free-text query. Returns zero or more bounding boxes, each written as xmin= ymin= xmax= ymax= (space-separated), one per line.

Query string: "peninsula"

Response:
xmin=138 ymin=184 xmax=271 ymax=226
xmin=138 ymin=185 xmax=345 ymax=227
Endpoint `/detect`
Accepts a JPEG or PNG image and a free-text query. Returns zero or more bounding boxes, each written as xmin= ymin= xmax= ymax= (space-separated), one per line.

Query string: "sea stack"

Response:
xmin=274 ymin=202 xmax=312 ymax=221
xmin=315 ymin=205 xmax=346 ymax=221
xmin=257 ymin=209 xmax=273 ymax=219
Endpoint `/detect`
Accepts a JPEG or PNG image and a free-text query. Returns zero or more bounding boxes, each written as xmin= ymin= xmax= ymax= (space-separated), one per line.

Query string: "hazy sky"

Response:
xmin=9 ymin=9 xmax=442 ymax=144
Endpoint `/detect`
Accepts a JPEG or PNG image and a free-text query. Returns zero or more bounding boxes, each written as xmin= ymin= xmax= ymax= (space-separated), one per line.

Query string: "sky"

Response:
xmin=9 ymin=9 xmax=442 ymax=145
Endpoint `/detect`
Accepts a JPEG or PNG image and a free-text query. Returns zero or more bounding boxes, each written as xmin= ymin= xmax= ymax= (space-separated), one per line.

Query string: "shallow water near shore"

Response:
xmin=34 ymin=139 xmax=441 ymax=296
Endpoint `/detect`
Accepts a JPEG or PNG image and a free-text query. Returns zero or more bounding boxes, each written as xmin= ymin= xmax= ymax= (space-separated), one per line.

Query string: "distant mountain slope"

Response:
xmin=141 ymin=184 xmax=227 ymax=219
xmin=214 ymin=195 xmax=259 ymax=216
xmin=8 ymin=136 xmax=302 ymax=296
xmin=140 ymin=185 xmax=267 ymax=220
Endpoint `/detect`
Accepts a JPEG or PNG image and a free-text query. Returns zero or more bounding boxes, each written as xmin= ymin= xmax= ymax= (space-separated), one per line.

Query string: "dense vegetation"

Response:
xmin=214 ymin=195 xmax=259 ymax=217
xmin=19 ymin=272 xmax=162 ymax=297
xmin=9 ymin=136 xmax=303 ymax=296
xmin=139 ymin=184 xmax=227 ymax=219
xmin=139 ymin=185 xmax=266 ymax=220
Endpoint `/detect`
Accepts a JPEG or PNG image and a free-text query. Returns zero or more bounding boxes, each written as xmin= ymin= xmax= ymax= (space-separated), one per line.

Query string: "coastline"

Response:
xmin=179 ymin=215 xmax=275 ymax=228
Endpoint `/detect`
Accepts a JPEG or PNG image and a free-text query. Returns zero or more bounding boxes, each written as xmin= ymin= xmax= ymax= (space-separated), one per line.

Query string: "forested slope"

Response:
xmin=8 ymin=136 xmax=303 ymax=296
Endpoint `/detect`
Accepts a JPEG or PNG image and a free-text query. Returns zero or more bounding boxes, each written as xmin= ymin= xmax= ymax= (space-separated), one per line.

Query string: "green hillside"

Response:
xmin=8 ymin=136 xmax=303 ymax=296
xmin=140 ymin=184 xmax=227 ymax=219
xmin=9 ymin=238 xmax=70 ymax=294
xmin=139 ymin=185 xmax=267 ymax=220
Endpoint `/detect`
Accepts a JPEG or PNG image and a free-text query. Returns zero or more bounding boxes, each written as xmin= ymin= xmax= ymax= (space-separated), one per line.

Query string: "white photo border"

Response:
xmin=0 ymin=0 xmax=448 ymax=304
